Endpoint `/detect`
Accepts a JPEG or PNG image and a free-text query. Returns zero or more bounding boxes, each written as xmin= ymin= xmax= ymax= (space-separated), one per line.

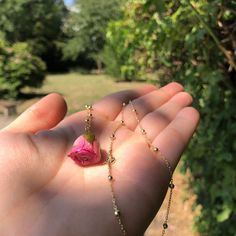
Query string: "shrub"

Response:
xmin=0 ymin=38 xmax=46 ymax=99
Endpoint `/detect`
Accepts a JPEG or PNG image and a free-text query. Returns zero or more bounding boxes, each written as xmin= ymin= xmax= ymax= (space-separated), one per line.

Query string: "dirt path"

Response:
xmin=145 ymin=168 xmax=198 ymax=236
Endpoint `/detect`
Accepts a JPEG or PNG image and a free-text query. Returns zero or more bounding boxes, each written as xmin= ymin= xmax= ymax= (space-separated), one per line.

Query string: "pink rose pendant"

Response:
xmin=68 ymin=133 xmax=101 ymax=167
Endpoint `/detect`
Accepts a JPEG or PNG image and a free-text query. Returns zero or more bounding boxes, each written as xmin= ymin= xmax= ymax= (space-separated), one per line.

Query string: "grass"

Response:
xmin=19 ymin=73 xmax=148 ymax=114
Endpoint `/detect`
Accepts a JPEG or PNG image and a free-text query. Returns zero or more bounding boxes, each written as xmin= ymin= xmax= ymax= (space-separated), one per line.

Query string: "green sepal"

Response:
xmin=83 ymin=132 xmax=95 ymax=143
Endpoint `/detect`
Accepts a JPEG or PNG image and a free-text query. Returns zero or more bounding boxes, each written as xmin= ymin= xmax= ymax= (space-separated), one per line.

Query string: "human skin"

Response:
xmin=0 ymin=82 xmax=199 ymax=236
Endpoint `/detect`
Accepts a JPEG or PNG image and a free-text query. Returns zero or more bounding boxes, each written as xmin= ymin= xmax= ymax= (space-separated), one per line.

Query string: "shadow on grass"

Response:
xmin=18 ymin=92 xmax=49 ymax=99
xmin=115 ymin=79 xmax=147 ymax=83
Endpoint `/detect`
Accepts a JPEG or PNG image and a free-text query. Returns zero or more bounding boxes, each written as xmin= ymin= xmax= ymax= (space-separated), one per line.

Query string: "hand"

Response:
xmin=0 ymin=83 xmax=199 ymax=236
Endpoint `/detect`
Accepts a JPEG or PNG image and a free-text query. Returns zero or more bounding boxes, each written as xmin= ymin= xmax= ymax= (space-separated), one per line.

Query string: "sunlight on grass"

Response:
xmin=19 ymin=73 xmax=149 ymax=114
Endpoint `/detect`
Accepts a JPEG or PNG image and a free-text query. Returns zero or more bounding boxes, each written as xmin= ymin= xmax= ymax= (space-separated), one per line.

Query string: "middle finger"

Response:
xmin=117 ymin=82 xmax=184 ymax=129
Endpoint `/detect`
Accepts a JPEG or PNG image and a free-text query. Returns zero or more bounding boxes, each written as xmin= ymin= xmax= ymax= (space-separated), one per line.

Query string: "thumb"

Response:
xmin=3 ymin=93 xmax=67 ymax=133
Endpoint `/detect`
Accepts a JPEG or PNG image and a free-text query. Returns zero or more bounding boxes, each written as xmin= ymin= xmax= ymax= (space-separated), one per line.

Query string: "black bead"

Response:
xmin=169 ymin=183 xmax=175 ymax=189
xmin=163 ymin=223 xmax=168 ymax=229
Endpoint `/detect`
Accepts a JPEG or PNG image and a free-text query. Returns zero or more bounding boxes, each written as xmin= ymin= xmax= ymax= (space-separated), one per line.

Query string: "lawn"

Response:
xmin=19 ymin=73 xmax=148 ymax=115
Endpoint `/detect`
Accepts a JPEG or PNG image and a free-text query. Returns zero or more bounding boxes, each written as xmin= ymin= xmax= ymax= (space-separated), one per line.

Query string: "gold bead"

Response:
xmin=153 ymin=147 xmax=159 ymax=152
xmin=85 ymin=105 xmax=92 ymax=110
xmin=132 ymin=108 xmax=137 ymax=112
xmin=109 ymin=157 xmax=116 ymax=163
xmin=141 ymin=128 xmax=146 ymax=134
xmin=110 ymin=133 xmax=116 ymax=140
xmin=108 ymin=175 xmax=113 ymax=181
xmin=85 ymin=119 xmax=90 ymax=122
xmin=114 ymin=210 xmax=120 ymax=216
xmin=122 ymin=102 xmax=126 ymax=107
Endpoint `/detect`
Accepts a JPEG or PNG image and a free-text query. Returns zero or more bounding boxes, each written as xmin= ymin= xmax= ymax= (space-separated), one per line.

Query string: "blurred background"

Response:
xmin=0 ymin=0 xmax=235 ymax=235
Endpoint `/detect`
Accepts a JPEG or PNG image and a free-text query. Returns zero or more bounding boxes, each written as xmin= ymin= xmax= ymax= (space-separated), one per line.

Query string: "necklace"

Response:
xmin=106 ymin=102 xmax=127 ymax=235
xmin=129 ymin=100 xmax=174 ymax=236
xmin=106 ymin=101 xmax=175 ymax=236
xmin=68 ymin=102 xmax=175 ymax=235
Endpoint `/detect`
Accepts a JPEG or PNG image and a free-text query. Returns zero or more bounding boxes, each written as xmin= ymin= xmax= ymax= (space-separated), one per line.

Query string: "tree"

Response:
xmin=0 ymin=38 xmax=46 ymax=99
xmin=0 ymin=0 xmax=67 ymax=71
xmin=62 ymin=0 xmax=121 ymax=70
xmin=105 ymin=0 xmax=236 ymax=235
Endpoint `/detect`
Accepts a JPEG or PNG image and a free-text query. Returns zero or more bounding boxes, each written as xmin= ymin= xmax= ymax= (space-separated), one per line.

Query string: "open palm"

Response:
xmin=0 ymin=83 xmax=199 ymax=236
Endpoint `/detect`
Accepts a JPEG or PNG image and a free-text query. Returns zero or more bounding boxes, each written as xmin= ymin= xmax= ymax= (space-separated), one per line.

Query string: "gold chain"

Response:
xmin=106 ymin=102 xmax=127 ymax=235
xmin=104 ymin=100 xmax=175 ymax=236
xmin=85 ymin=105 xmax=92 ymax=132
xmin=129 ymin=100 xmax=174 ymax=236
xmin=84 ymin=104 xmax=127 ymax=234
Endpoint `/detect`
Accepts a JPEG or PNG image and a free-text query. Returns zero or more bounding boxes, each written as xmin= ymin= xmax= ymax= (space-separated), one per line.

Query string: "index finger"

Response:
xmin=56 ymin=85 xmax=157 ymax=130
xmin=92 ymin=85 xmax=157 ymax=120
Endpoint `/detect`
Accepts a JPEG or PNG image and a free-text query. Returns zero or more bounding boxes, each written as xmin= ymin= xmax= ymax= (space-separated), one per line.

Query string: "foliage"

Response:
xmin=106 ymin=0 xmax=236 ymax=235
xmin=0 ymin=38 xmax=46 ymax=99
xmin=104 ymin=0 xmax=169 ymax=80
xmin=62 ymin=0 xmax=122 ymax=69
xmin=0 ymin=0 xmax=67 ymax=70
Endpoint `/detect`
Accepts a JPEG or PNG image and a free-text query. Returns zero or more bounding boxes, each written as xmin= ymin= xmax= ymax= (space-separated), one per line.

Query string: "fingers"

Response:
xmin=118 ymin=82 xmax=184 ymax=129
xmin=32 ymin=86 xmax=156 ymax=162
xmin=152 ymin=107 xmax=200 ymax=170
xmin=93 ymin=84 xmax=157 ymax=120
xmin=55 ymin=84 xmax=157 ymax=130
xmin=134 ymin=92 xmax=193 ymax=141
xmin=3 ymin=93 xmax=67 ymax=133
xmin=35 ymin=82 xmax=185 ymax=160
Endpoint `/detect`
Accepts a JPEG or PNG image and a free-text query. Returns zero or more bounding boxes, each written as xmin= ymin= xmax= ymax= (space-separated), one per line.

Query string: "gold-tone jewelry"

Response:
xmin=85 ymin=105 xmax=92 ymax=130
xmin=107 ymin=101 xmax=175 ymax=236
xmin=129 ymin=100 xmax=174 ymax=236
xmin=107 ymin=103 xmax=127 ymax=235
xmin=83 ymin=104 xmax=96 ymax=143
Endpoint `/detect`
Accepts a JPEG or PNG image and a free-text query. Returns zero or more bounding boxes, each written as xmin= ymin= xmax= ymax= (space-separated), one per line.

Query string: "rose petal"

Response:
xmin=68 ymin=135 xmax=101 ymax=167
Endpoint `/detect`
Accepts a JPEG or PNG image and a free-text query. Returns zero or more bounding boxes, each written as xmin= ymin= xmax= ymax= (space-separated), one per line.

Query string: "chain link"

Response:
xmin=129 ymin=100 xmax=175 ymax=235
xmin=107 ymin=103 xmax=127 ymax=235
xmin=85 ymin=105 xmax=92 ymax=132
xmin=94 ymin=99 xmax=176 ymax=236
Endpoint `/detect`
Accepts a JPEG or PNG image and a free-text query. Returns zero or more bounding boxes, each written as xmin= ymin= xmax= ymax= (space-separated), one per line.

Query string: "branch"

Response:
xmin=188 ymin=1 xmax=236 ymax=70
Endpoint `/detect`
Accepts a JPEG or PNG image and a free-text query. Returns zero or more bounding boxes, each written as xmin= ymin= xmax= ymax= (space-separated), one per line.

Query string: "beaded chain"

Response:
xmin=129 ymin=100 xmax=175 ymax=236
xmin=84 ymin=105 xmax=93 ymax=133
xmin=106 ymin=101 xmax=175 ymax=236
xmin=106 ymin=102 xmax=127 ymax=235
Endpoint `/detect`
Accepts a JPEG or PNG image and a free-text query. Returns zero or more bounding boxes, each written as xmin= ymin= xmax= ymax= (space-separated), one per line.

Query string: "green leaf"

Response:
xmin=84 ymin=132 xmax=95 ymax=143
xmin=216 ymin=205 xmax=232 ymax=223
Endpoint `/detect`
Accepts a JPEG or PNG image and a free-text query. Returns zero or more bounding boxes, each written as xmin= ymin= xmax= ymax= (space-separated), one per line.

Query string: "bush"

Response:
xmin=0 ymin=38 xmax=46 ymax=99
xmin=106 ymin=0 xmax=236 ymax=235
xmin=0 ymin=0 xmax=67 ymax=72
xmin=102 ymin=20 xmax=135 ymax=80
xmin=104 ymin=1 xmax=161 ymax=80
